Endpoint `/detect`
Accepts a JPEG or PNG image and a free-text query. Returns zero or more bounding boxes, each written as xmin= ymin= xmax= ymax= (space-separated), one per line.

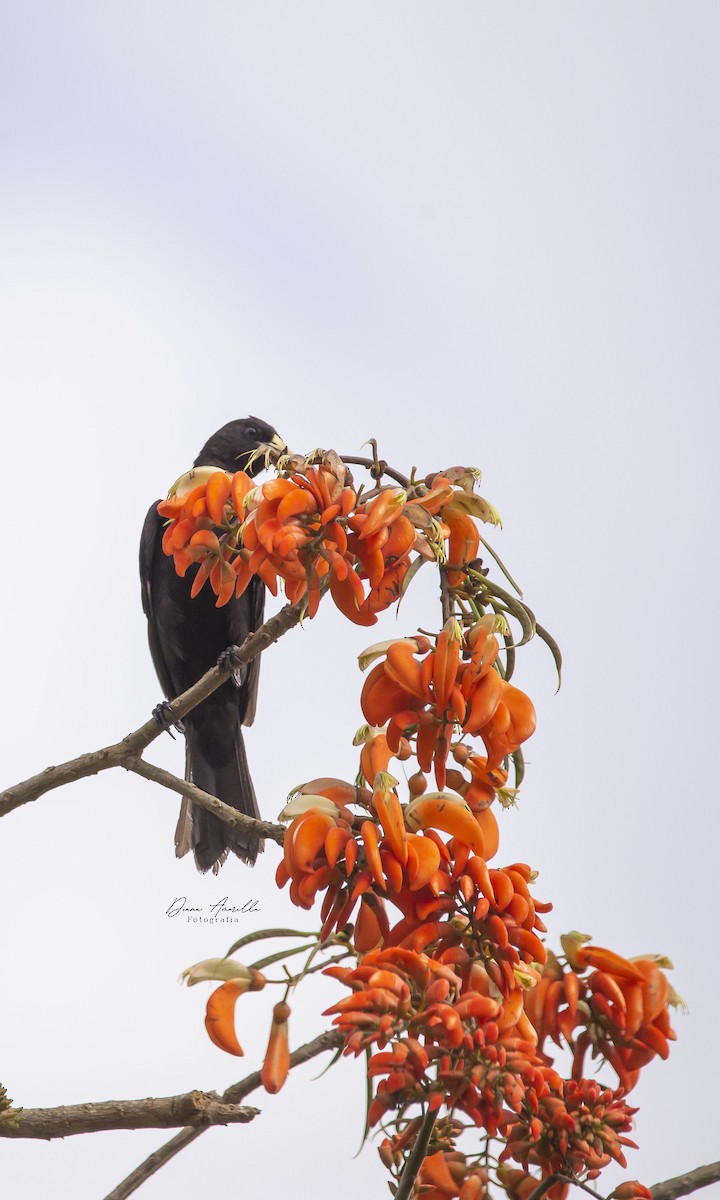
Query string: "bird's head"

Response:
xmin=194 ymin=416 xmax=285 ymax=476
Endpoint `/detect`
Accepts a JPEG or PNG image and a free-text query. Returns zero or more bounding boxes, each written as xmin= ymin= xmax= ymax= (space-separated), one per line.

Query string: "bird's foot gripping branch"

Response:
xmin=172 ymin=446 xmax=681 ymax=1200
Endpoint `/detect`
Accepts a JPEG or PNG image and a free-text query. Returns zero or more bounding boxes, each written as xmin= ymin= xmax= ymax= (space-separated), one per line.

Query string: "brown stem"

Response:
xmin=0 ymin=601 xmax=303 ymax=819
xmin=440 ymin=568 xmax=452 ymax=624
xmin=125 ymin=757 xmax=285 ymax=845
xmin=102 ymin=1029 xmax=342 ymax=1200
xmin=395 ymin=1108 xmax=438 ymax=1200
xmin=526 ymin=1177 xmax=604 ymax=1200
xmin=652 ymin=1161 xmax=720 ymax=1200
xmin=0 ymin=1093 xmax=259 ymax=1139
xmin=339 ymin=454 xmax=411 ymax=489
xmin=526 ymin=1178 xmax=569 ymax=1200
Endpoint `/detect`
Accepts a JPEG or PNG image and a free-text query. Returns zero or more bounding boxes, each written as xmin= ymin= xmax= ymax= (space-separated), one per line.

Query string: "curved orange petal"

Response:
xmin=205 ymin=980 xmax=246 ymax=1056
xmin=206 ymin=471 xmax=233 ymax=525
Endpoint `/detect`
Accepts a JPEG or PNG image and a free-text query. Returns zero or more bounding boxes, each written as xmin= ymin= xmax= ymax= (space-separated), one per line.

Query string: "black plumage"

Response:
xmin=139 ymin=417 xmax=279 ymax=872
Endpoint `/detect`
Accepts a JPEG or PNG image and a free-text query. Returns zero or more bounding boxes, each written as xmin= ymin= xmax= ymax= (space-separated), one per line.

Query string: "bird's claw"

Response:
xmin=217 ymin=646 xmax=241 ymax=673
xmin=152 ymin=702 xmax=184 ymax=739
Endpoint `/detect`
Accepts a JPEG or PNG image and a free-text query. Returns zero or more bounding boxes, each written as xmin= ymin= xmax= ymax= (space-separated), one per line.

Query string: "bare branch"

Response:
xmin=126 ymin=757 xmax=286 ymax=846
xmin=339 ymin=454 xmax=411 ymax=488
xmin=103 ymin=1030 xmax=342 ymax=1200
xmin=0 ymin=601 xmax=303 ymax=818
xmin=0 ymin=1093 xmax=258 ymax=1139
xmin=652 ymin=1162 xmax=720 ymax=1200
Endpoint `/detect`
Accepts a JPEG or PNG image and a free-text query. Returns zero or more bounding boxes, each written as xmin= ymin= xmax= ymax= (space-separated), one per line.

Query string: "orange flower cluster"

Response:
xmin=496 ymin=1164 xmax=652 ymax=1200
xmin=524 ymin=942 xmax=677 ymax=1092
xmin=495 ymin=1167 xmax=654 ymax=1200
xmin=326 ymin=947 xmax=644 ymax=1198
xmin=500 ymin=1075 xmax=640 ymax=1183
xmin=158 ymin=468 xmax=256 ymax=605
xmin=159 ymin=453 xmax=502 ymax=622
xmin=277 ymin=771 xmax=549 ymax=981
xmin=170 ymin=444 xmax=675 ymax=1200
xmin=158 ymin=457 xmax=363 ymax=615
xmin=324 ymin=948 xmax=542 ymax=1133
xmin=182 ymin=958 xmax=291 ymax=1094
xmin=361 ymin=618 xmax=536 ymax=776
xmin=271 ymin=610 xmax=675 ymax=1198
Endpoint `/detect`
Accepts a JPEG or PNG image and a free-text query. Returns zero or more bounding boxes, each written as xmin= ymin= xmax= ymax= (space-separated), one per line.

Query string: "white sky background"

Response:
xmin=1 ymin=3 xmax=719 ymax=1198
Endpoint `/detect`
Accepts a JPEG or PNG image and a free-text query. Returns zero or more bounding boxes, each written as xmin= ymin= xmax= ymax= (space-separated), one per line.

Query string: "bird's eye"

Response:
xmin=245 ymin=424 xmax=259 ymax=438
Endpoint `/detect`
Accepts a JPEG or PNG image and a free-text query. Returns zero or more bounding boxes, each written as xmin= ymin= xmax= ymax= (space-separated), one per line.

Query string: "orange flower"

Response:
xmin=525 ymin=940 xmax=677 ymax=1092
xmin=443 ymin=504 xmax=480 ymax=588
xmin=199 ymin=967 xmax=266 ymax=1057
xmin=500 ymin=1077 xmax=640 ymax=1180
xmin=159 ymin=452 xmax=506 ymax=631
xmin=477 ymin=682 xmax=536 ymax=772
xmin=418 ymin=1150 xmax=466 ymax=1199
xmin=497 ymin=1167 xmax=548 ymax=1200
xmin=325 ymin=946 xmax=544 ymax=1136
xmin=609 ymin=1184 xmax=653 ymax=1200
xmin=261 ymin=1001 xmax=291 ymax=1094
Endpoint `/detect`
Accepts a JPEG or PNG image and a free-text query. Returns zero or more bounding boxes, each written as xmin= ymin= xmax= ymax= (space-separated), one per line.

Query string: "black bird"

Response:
xmin=139 ymin=417 xmax=280 ymax=873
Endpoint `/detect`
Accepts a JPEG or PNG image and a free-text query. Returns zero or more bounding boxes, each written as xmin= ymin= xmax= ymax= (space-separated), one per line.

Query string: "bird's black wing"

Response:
xmin=139 ymin=501 xmax=177 ymax=701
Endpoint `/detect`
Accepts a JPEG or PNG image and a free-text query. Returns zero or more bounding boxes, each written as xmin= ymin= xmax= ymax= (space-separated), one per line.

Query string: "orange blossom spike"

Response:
xmin=261 ymin=1001 xmax=291 ymax=1094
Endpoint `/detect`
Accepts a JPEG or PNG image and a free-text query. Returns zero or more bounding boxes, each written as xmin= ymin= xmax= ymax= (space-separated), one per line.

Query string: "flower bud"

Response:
xmin=261 ymin=1001 xmax=291 ymax=1095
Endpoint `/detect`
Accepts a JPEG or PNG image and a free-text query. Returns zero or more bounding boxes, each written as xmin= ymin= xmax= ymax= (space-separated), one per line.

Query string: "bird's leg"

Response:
xmin=217 ymin=645 xmax=246 ymax=688
xmin=152 ymin=701 xmax=184 ymax=739
xmin=216 ymin=646 xmax=241 ymax=672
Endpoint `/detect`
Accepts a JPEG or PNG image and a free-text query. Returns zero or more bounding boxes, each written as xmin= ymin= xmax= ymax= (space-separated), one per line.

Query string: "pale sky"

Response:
xmin=1 ymin=4 xmax=719 ymax=1199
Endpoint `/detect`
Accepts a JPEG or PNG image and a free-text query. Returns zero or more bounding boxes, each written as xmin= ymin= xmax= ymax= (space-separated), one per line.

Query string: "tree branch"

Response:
xmin=339 ymin=454 xmax=411 ymax=489
xmin=652 ymin=1162 xmax=720 ymax=1200
xmin=102 ymin=1029 xmax=342 ymax=1200
xmin=0 ymin=600 xmax=303 ymax=819
xmin=0 ymin=1093 xmax=259 ymax=1139
xmin=125 ymin=757 xmax=286 ymax=846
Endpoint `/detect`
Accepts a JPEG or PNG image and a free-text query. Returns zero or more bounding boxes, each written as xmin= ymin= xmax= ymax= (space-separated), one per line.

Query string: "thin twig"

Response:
xmin=126 ymin=757 xmax=285 ymax=845
xmin=440 ymin=568 xmax=452 ymax=624
xmin=0 ymin=1094 xmax=259 ymax=1139
xmin=652 ymin=1161 xmax=720 ymax=1200
xmin=561 ymin=1178 xmax=605 ymax=1200
xmin=526 ymin=1177 xmax=569 ymax=1200
xmin=102 ymin=1029 xmax=342 ymax=1200
xmin=525 ymin=1175 xmax=609 ymax=1200
xmin=340 ymin=455 xmax=411 ymax=489
xmin=395 ymin=1108 xmax=439 ymax=1200
xmin=0 ymin=601 xmax=303 ymax=818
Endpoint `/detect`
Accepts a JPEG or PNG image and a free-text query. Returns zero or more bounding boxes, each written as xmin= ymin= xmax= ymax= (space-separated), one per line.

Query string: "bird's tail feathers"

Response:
xmin=177 ymin=714 xmax=263 ymax=873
